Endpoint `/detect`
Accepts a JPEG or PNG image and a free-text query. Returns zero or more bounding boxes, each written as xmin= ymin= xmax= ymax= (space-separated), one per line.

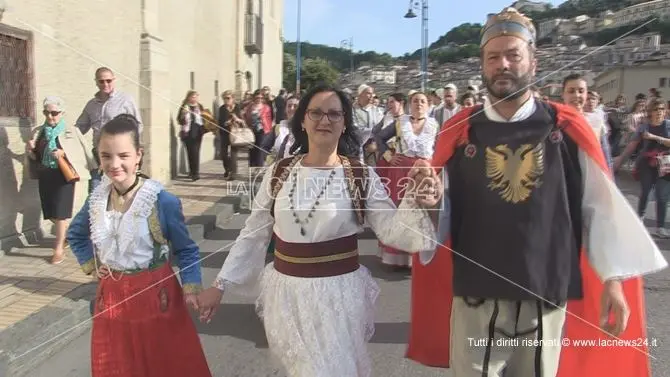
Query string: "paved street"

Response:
xmin=22 ymin=173 xmax=670 ymax=377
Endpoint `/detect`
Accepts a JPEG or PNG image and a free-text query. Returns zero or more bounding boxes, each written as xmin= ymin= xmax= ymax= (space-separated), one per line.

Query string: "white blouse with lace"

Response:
xmin=214 ymin=159 xmax=436 ymax=294
xmin=88 ymin=177 xmax=169 ymax=271
xmin=211 ymin=157 xmax=436 ymax=377
xmin=396 ymin=114 xmax=438 ymax=159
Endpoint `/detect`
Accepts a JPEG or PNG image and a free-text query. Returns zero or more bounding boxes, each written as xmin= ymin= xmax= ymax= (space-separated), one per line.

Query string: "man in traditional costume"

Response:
xmin=406 ymin=7 xmax=668 ymax=377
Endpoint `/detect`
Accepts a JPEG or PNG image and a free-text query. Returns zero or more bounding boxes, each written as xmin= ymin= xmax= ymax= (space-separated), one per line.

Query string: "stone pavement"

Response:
xmin=0 ymin=157 xmax=255 ymax=376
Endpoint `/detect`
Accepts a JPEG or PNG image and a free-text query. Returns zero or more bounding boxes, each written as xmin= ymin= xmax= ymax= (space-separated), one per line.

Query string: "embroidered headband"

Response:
xmin=480 ymin=7 xmax=536 ymax=48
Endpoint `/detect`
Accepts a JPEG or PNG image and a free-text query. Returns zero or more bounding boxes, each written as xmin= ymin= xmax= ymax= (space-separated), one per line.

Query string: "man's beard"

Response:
xmin=483 ymin=71 xmax=533 ymax=101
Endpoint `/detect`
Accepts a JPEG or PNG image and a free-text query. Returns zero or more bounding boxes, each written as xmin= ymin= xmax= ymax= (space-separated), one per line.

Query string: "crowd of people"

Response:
xmin=21 ymin=5 xmax=668 ymax=377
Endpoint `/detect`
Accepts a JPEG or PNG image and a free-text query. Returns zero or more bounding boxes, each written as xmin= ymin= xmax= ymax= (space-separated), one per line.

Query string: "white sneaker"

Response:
xmin=658 ymin=228 xmax=670 ymax=238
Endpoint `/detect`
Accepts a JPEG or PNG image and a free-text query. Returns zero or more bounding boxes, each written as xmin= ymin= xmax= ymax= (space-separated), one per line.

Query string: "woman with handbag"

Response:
xmin=615 ymin=98 xmax=670 ymax=237
xmin=25 ymin=96 xmax=96 ymax=264
xmin=178 ymin=90 xmax=211 ymax=181
xmin=218 ymin=90 xmax=243 ymax=180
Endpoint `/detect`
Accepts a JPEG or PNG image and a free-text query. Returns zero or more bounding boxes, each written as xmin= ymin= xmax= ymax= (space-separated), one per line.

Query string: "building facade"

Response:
xmin=0 ymin=0 xmax=283 ymax=249
xmin=593 ymin=61 xmax=670 ymax=105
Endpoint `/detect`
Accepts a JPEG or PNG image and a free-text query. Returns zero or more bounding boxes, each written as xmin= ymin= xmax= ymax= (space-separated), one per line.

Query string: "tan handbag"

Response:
xmin=202 ymin=109 xmax=218 ymax=134
xmin=229 ymin=125 xmax=255 ymax=147
xmin=57 ymin=154 xmax=80 ymax=183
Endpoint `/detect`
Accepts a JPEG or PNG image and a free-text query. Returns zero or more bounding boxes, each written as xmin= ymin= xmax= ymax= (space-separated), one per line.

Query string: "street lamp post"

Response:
xmin=296 ymin=0 xmax=302 ymax=95
xmin=404 ymin=0 xmax=428 ymax=92
xmin=340 ymin=37 xmax=354 ymax=75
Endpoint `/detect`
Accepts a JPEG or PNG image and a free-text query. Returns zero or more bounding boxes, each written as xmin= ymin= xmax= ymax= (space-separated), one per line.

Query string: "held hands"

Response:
xmin=184 ymin=294 xmax=200 ymax=312
xmin=364 ymin=141 xmax=377 ymax=154
xmin=197 ymin=287 xmax=224 ymax=323
xmin=600 ymin=280 xmax=630 ymax=337
xmin=390 ymin=154 xmax=409 ymax=167
xmin=408 ymin=159 xmax=443 ymax=208
xmin=94 ymin=265 xmax=111 ymax=281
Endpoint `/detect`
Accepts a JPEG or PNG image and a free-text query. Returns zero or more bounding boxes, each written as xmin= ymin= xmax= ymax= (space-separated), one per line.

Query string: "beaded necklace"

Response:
xmin=287 ymin=159 xmax=338 ymax=236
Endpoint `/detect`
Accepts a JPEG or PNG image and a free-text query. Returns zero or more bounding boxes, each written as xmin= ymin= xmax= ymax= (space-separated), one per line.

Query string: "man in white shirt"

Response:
xmin=352 ymin=84 xmax=384 ymax=162
xmin=76 ymin=67 xmax=142 ymax=193
xmin=432 ymin=83 xmax=461 ymax=129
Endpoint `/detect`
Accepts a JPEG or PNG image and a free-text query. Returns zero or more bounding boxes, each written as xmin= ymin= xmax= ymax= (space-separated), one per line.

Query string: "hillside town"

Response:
xmin=338 ymin=0 xmax=670 ymax=107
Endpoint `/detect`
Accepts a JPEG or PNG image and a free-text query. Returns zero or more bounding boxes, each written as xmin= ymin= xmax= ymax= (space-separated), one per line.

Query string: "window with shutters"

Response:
xmin=0 ymin=25 xmax=35 ymax=119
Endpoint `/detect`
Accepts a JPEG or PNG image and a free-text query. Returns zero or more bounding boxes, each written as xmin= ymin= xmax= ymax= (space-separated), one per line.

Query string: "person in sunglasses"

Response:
xmin=75 ymin=67 xmax=142 ymax=194
xmin=25 ymin=96 xmax=96 ymax=264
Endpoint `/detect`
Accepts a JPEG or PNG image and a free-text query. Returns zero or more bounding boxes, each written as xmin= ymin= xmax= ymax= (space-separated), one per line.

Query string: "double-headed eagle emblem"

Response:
xmin=485 ymin=143 xmax=544 ymax=203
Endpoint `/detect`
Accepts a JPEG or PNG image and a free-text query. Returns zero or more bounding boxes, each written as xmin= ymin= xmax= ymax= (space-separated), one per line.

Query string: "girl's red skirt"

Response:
xmin=375 ymin=155 xmax=421 ymax=265
xmin=91 ymin=262 xmax=211 ymax=377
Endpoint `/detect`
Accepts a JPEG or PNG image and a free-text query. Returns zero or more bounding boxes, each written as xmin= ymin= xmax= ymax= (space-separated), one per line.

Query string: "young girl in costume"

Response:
xmin=67 ymin=114 xmax=212 ymax=377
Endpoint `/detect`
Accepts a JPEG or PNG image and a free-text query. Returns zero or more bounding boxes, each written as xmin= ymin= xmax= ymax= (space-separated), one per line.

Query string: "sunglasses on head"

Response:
xmin=97 ymin=79 xmax=113 ymax=84
xmin=43 ymin=110 xmax=61 ymax=117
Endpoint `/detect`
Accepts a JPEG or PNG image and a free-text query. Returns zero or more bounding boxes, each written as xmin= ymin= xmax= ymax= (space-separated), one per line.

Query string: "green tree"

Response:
xmin=300 ymin=58 xmax=340 ymax=92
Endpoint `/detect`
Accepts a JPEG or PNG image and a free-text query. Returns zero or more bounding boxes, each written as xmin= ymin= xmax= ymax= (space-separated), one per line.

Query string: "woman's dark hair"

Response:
xmin=288 ymin=84 xmax=360 ymax=157
xmin=460 ymin=92 xmax=476 ymax=104
xmin=562 ymin=73 xmax=585 ymax=90
xmin=647 ymin=97 xmax=666 ymax=118
xmin=253 ymin=89 xmax=263 ymax=97
xmin=387 ymin=92 xmax=406 ymax=105
xmin=98 ymin=114 xmax=148 ymax=177
xmin=98 ymin=114 xmax=141 ymax=150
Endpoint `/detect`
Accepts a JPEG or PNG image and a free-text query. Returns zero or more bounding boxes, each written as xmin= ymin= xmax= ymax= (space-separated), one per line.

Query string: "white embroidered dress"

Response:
xmin=88 ymin=177 xmax=169 ymax=271
xmin=395 ymin=114 xmax=438 ymax=158
xmin=214 ymin=157 xmax=436 ymax=377
xmin=378 ymin=115 xmax=438 ymax=267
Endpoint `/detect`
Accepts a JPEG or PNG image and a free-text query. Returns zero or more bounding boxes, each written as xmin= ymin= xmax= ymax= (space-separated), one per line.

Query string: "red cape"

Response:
xmin=406 ymin=102 xmax=652 ymax=376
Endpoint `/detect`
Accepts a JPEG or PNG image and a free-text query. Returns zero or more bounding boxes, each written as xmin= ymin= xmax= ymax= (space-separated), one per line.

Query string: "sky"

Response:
xmin=282 ymin=0 xmax=565 ymax=56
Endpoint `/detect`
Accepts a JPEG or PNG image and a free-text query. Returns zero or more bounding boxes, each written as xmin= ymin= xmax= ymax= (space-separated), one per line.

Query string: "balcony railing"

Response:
xmin=244 ymin=13 xmax=263 ymax=55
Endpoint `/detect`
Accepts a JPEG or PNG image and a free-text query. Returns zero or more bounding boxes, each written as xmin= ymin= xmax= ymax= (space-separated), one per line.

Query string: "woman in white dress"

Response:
xmin=266 ymin=95 xmax=300 ymax=164
xmin=197 ymin=85 xmax=441 ymax=377
xmin=372 ymin=91 xmax=439 ymax=269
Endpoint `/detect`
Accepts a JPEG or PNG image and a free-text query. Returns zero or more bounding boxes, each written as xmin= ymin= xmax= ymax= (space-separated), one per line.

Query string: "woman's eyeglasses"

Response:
xmin=43 ymin=110 xmax=61 ymax=117
xmin=306 ymin=109 xmax=344 ymax=123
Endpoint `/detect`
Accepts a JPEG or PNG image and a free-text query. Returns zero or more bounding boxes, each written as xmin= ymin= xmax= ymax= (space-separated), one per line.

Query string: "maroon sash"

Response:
xmin=273 ymin=234 xmax=359 ymax=278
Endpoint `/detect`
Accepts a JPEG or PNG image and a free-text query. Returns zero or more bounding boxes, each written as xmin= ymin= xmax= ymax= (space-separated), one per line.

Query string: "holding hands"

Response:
xmin=408 ymin=159 xmax=443 ymax=208
xmin=197 ymin=287 xmax=224 ymax=323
